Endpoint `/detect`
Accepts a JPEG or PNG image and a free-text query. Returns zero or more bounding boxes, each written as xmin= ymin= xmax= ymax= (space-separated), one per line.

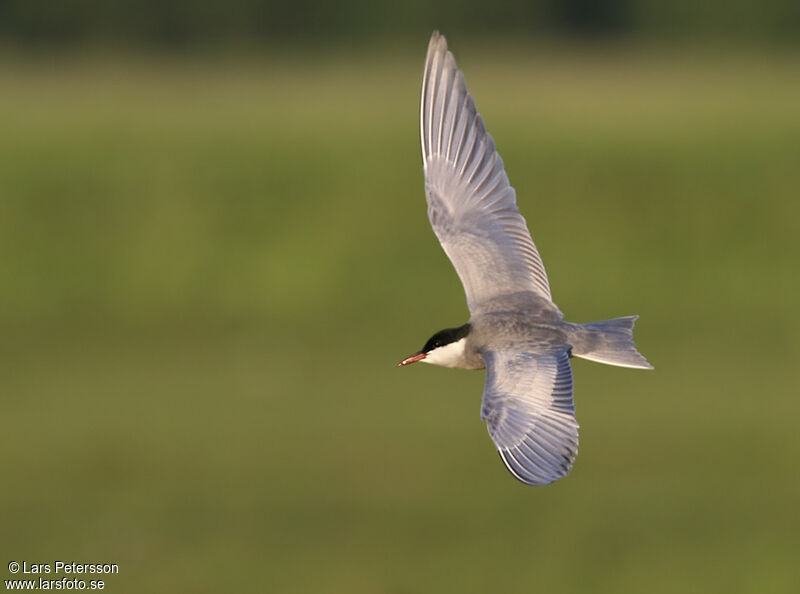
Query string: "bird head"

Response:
xmin=397 ymin=324 xmax=471 ymax=369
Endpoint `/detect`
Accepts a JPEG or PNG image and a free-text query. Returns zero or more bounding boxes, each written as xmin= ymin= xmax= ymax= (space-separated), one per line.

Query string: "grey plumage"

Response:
xmin=405 ymin=32 xmax=653 ymax=486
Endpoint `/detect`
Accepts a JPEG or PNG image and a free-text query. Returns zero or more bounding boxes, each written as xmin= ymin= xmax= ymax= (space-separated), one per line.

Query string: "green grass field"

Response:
xmin=2 ymin=43 xmax=799 ymax=593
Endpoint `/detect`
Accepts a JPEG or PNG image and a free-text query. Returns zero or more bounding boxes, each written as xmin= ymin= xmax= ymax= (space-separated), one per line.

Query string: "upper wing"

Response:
xmin=421 ymin=32 xmax=553 ymax=313
xmin=481 ymin=348 xmax=579 ymax=486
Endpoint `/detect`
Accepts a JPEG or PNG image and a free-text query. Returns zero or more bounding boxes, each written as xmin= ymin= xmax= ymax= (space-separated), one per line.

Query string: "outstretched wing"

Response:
xmin=481 ymin=348 xmax=579 ymax=486
xmin=421 ymin=31 xmax=554 ymax=314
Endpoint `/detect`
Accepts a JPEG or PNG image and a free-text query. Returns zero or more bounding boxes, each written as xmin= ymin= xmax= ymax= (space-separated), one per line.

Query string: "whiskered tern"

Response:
xmin=398 ymin=32 xmax=653 ymax=486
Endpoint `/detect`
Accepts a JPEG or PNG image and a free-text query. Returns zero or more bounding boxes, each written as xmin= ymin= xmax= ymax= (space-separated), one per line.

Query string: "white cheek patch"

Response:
xmin=422 ymin=337 xmax=468 ymax=368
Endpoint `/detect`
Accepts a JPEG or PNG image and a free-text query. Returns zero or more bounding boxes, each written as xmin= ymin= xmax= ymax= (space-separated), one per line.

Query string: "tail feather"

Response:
xmin=571 ymin=315 xmax=653 ymax=370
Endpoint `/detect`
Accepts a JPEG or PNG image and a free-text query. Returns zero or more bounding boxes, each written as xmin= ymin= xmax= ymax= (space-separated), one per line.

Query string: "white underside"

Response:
xmin=422 ymin=337 xmax=469 ymax=368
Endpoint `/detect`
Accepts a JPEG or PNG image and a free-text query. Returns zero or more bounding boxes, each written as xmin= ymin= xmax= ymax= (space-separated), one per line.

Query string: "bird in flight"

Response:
xmin=398 ymin=32 xmax=653 ymax=486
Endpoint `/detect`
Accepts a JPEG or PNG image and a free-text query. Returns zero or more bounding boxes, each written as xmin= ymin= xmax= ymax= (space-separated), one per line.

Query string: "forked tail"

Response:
xmin=570 ymin=315 xmax=653 ymax=370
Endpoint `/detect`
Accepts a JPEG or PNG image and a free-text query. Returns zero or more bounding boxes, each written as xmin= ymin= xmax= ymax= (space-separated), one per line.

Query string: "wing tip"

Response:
xmin=429 ymin=30 xmax=446 ymax=50
xmin=425 ymin=31 xmax=448 ymax=68
xmin=498 ymin=448 xmax=572 ymax=487
xmin=425 ymin=30 xmax=452 ymax=71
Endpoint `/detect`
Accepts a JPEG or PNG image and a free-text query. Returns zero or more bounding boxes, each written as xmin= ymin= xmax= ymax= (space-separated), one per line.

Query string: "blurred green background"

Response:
xmin=2 ymin=2 xmax=799 ymax=593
